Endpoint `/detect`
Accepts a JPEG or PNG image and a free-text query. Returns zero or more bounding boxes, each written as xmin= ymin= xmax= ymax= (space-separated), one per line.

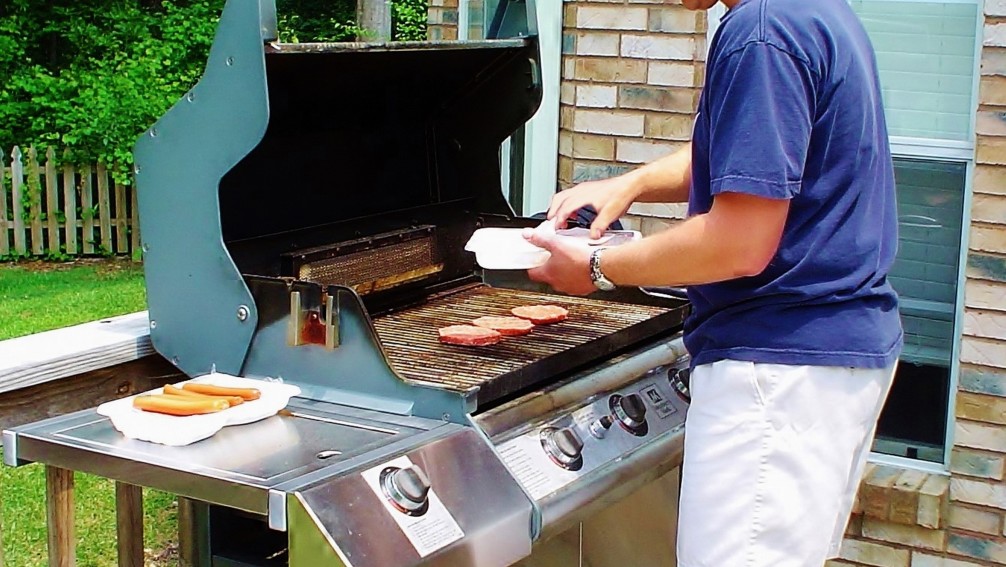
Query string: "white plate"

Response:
xmin=97 ymin=373 xmax=301 ymax=446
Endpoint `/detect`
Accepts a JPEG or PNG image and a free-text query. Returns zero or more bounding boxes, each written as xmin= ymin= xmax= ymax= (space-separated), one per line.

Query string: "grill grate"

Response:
xmin=372 ymin=285 xmax=672 ymax=401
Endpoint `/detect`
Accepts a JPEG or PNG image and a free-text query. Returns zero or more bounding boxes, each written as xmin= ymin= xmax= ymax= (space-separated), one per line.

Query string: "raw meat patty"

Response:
xmin=511 ymin=305 xmax=569 ymax=325
xmin=472 ymin=316 xmax=534 ymax=336
xmin=438 ymin=325 xmax=502 ymax=346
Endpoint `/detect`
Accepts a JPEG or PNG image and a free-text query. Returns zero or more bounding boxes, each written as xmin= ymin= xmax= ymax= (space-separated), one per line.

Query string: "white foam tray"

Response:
xmin=97 ymin=373 xmax=301 ymax=446
xmin=464 ymin=222 xmax=641 ymax=270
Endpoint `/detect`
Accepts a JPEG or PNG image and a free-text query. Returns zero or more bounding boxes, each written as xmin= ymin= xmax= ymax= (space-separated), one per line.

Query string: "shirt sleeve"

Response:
xmin=704 ymin=42 xmax=817 ymax=200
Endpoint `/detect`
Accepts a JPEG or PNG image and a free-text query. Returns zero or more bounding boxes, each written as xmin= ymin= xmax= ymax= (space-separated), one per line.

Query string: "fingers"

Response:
xmin=589 ymin=209 xmax=620 ymax=240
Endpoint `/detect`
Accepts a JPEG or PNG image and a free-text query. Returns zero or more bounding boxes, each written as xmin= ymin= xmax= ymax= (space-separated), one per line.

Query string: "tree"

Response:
xmin=0 ymin=0 xmax=428 ymax=182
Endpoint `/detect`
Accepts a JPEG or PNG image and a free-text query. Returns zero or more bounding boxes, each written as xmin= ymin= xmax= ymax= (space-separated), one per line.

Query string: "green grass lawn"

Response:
xmin=0 ymin=258 xmax=179 ymax=566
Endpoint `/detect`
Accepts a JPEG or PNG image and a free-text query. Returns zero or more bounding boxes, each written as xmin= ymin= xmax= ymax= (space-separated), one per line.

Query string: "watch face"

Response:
xmin=595 ymin=278 xmax=616 ymax=291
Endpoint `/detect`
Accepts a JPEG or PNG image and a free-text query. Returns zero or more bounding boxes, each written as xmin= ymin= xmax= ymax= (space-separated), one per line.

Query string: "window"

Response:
xmin=709 ymin=1 xmax=980 ymax=466
xmin=851 ymin=0 xmax=979 ymax=467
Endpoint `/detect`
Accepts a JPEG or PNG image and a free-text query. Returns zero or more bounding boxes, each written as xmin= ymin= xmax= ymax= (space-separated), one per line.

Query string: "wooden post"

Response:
xmin=114 ymin=182 xmax=127 ymax=254
xmin=0 ymin=151 xmax=9 ymax=256
xmin=62 ymin=151 xmax=77 ymax=255
xmin=115 ymin=482 xmax=144 ymax=567
xmin=27 ymin=146 xmax=43 ymax=255
xmin=177 ymin=497 xmax=200 ymax=567
xmin=44 ymin=147 xmax=60 ymax=255
xmin=357 ymin=0 xmax=392 ymax=41
xmin=96 ymin=164 xmax=112 ymax=254
xmin=81 ymin=164 xmax=94 ymax=254
xmin=1 ymin=454 xmax=5 ymax=567
xmin=45 ymin=466 xmax=75 ymax=567
xmin=10 ymin=147 xmax=26 ymax=256
xmin=130 ymin=184 xmax=140 ymax=257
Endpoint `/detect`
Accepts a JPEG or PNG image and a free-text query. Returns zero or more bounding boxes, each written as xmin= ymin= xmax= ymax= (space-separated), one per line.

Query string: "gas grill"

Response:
xmin=3 ymin=1 xmax=692 ymax=565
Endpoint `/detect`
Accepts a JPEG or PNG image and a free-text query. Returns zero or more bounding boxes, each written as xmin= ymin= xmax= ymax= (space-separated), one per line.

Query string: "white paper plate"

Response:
xmin=97 ymin=373 xmax=301 ymax=446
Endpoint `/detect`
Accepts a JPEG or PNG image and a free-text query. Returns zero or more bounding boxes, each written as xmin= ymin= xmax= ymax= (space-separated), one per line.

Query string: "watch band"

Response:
xmin=589 ymin=248 xmax=616 ymax=291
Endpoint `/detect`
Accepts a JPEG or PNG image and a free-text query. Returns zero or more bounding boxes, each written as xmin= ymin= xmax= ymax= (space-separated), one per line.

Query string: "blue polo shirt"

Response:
xmin=685 ymin=0 xmax=903 ymax=368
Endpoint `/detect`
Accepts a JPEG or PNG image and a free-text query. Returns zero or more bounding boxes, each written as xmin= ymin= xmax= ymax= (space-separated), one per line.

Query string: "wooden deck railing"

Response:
xmin=0 ymin=313 xmax=185 ymax=566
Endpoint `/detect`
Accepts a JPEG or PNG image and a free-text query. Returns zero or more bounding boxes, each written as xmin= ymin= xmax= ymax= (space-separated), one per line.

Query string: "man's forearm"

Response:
xmin=600 ymin=192 xmax=790 ymax=287
xmin=623 ymin=143 xmax=693 ymax=204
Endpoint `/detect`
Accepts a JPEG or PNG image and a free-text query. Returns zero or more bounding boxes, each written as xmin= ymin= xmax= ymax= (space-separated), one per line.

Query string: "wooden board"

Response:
xmin=0 ymin=312 xmax=153 ymax=396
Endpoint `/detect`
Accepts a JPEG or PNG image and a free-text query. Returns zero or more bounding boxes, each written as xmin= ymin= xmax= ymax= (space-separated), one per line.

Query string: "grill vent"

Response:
xmin=284 ymin=227 xmax=444 ymax=294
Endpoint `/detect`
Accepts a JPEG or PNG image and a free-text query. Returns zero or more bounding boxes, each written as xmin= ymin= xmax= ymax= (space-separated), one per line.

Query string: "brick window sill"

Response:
xmin=851 ymin=463 xmax=951 ymax=529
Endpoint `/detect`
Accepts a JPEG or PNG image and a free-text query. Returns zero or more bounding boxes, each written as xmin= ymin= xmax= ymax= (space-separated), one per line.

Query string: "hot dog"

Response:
xmin=133 ymin=394 xmax=230 ymax=416
xmin=163 ymin=384 xmax=244 ymax=406
xmin=181 ymin=383 xmax=261 ymax=401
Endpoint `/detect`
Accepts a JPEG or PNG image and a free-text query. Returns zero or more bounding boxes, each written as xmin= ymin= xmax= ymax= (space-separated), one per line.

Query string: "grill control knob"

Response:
xmin=382 ymin=466 xmax=431 ymax=515
xmin=669 ymin=368 xmax=691 ymax=403
xmin=540 ymin=426 xmax=584 ymax=470
xmin=613 ymin=393 xmax=647 ymax=429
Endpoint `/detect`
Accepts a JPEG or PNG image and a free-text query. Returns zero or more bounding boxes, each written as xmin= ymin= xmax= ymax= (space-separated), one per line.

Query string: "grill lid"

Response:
xmin=134 ymin=0 xmax=543 ymax=388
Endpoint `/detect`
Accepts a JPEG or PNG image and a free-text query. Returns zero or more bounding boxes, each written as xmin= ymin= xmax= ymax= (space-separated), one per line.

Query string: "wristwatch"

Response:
xmin=589 ymin=248 xmax=616 ymax=291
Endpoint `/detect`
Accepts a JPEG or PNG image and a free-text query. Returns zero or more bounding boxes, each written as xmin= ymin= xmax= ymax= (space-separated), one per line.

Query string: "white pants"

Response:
xmin=677 ymin=360 xmax=896 ymax=567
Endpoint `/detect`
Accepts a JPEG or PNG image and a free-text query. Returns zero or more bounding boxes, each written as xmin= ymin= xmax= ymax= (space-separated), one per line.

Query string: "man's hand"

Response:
xmin=547 ymin=176 xmax=639 ymax=240
xmin=524 ymin=229 xmax=596 ymax=296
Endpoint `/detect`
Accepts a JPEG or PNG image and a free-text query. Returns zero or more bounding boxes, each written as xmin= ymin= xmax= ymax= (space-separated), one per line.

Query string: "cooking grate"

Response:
xmin=372 ymin=285 xmax=675 ymax=404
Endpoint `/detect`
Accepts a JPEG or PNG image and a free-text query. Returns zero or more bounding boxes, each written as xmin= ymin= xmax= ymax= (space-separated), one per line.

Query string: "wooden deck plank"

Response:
xmin=0 ymin=312 xmax=153 ymax=396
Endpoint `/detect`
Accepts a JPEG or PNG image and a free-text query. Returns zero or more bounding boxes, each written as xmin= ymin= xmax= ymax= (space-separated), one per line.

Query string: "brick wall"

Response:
xmin=428 ymin=0 xmax=459 ymax=40
xmin=559 ymin=0 xmax=704 ymax=234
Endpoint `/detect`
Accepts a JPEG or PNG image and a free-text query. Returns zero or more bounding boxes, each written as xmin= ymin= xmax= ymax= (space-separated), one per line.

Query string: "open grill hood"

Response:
xmin=133 ymin=0 xmax=688 ymax=423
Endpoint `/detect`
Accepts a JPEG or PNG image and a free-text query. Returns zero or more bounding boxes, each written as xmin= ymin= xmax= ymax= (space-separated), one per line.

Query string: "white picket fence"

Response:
xmin=0 ymin=146 xmax=139 ymax=258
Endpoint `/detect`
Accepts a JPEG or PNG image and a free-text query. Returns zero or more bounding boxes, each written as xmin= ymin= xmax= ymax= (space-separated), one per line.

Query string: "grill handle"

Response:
xmin=640 ymin=286 xmax=689 ymax=300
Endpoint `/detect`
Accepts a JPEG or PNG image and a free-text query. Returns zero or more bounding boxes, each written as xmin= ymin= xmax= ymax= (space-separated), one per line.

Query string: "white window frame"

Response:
xmin=707 ymin=0 xmax=981 ymax=472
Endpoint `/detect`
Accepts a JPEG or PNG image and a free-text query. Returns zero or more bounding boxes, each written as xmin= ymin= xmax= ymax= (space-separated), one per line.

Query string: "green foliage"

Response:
xmin=276 ymin=0 xmax=362 ymax=42
xmin=0 ymin=0 xmax=428 ymax=185
xmin=0 ymin=1 xmax=225 ymax=184
xmin=392 ymin=0 xmax=428 ymax=41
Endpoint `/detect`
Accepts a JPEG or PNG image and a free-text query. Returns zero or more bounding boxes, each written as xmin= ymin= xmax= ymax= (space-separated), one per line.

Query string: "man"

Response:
xmin=524 ymin=0 xmax=903 ymax=565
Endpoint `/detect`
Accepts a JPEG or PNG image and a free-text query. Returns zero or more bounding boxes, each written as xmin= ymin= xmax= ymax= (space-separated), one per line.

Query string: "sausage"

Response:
xmin=181 ymin=383 xmax=262 ymax=401
xmin=163 ymin=384 xmax=244 ymax=406
xmin=132 ymin=394 xmax=230 ymax=416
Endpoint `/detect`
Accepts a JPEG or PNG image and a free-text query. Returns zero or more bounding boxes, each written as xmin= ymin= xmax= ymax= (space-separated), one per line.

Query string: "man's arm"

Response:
xmin=603 ymin=192 xmax=789 ymax=286
xmin=547 ymin=143 xmax=694 ymax=239
xmin=525 ymin=191 xmax=789 ymax=295
xmin=626 ymin=142 xmax=694 ymax=204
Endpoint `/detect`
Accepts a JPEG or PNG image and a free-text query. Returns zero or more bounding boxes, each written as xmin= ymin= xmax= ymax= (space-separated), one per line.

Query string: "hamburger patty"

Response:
xmin=511 ymin=305 xmax=569 ymax=325
xmin=438 ymin=325 xmax=502 ymax=346
xmin=472 ymin=316 xmax=535 ymax=336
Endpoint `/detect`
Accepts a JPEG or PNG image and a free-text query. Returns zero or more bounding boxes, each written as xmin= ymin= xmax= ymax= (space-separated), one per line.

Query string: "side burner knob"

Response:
xmin=383 ymin=466 xmax=431 ymax=514
xmin=554 ymin=427 xmax=584 ymax=458
xmin=540 ymin=426 xmax=584 ymax=470
xmin=613 ymin=393 xmax=647 ymax=429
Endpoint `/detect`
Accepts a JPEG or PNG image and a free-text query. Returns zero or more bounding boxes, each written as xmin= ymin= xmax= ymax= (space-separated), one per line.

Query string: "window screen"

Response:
xmin=888 ymin=158 xmax=966 ymax=367
xmin=850 ymin=1 xmax=978 ymax=142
